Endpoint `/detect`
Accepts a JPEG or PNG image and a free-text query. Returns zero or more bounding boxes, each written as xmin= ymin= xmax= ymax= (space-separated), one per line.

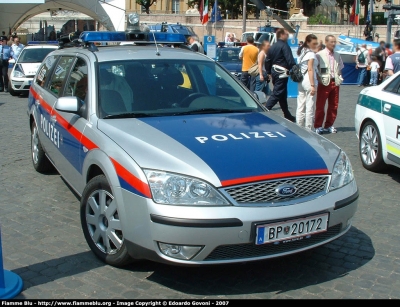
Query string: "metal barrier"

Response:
xmin=0 ymin=227 xmax=23 ymax=298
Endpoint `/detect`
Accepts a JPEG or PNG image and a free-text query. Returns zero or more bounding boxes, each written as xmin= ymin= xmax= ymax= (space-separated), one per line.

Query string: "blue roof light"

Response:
xmin=79 ymin=31 xmax=127 ymax=42
xmin=149 ymin=32 xmax=186 ymax=44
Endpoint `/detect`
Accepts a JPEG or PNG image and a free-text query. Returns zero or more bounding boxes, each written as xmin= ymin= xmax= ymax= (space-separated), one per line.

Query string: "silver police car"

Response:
xmin=28 ymin=31 xmax=358 ymax=267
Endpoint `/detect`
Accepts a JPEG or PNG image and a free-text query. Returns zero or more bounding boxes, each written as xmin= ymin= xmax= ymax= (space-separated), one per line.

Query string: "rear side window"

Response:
xmin=35 ymin=55 xmax=57 ymax=88
xmin=47 ymin=56 xmax=75 ymax=97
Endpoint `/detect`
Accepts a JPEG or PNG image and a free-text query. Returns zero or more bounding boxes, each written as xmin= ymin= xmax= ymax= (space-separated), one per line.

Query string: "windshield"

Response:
xmin=98 ymin=59 xmax=262 ymax=119
xmin=17 ymin=48 xmax=56 ymax=63
xmin=335 ymin=44 xmax=356 ymax=53
xmin=170 ymin=25 xmax=195 ymax=35
xmin=216 ymin=48 xmax=241 ymax=62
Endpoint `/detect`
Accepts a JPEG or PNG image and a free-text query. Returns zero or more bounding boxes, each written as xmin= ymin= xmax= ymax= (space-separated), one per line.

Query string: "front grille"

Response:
xmin=23 ymin=85 xmax=31 ymax=89
xmin=204 ymin=224 xmax=342 ymax=261
xmin=223 ymin=176 xmax=329 ymax=204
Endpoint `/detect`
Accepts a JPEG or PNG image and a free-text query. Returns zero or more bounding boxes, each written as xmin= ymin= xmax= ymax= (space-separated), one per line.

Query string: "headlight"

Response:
xmin=144 ymin=170 xmax=230 ymax=206
xmin=12 ymin=65 xmax=25 ymax=78
xmin=329 ymin=151 xmax=354 ymax=191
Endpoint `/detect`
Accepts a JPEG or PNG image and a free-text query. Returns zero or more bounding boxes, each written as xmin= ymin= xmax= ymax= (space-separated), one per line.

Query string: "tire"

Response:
xmin=31 ymin=121 xmax=53 ymax=173
xmin=359 ymin=120 xmax=387 ymax=172
xmin=8 ymin=82 xmax=20 ymax=97
xmin=80 ymin=175 xmax=132 ymax=267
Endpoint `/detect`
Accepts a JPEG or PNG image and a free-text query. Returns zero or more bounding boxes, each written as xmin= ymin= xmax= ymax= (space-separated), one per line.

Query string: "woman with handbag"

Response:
xmin=254 ymin=40 xmax=271 ymax=98
xmin=296 ymin=34 xmax=319 ymax=130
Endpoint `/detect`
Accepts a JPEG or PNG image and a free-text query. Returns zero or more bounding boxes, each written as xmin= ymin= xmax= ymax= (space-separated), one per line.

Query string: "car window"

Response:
xmin=35 ymin=55 xmax=57 ymax=88
xmin=97 ymin=59 xmax=261 ymax=119
xmin=17 ymin=48 xmax=56 ymax=63
xmin=63 ymin=57 xmax=88 ymax=103
xmin=216 ymin=49 xmax=241 ymax=62
xmin=383 ymin=75 xmax=400 ymax=95
xmin=47 ymin=56 xmax=75 ymax=97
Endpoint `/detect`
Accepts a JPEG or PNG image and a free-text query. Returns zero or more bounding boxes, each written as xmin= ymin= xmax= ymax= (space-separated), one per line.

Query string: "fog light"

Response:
xmin=158 ymin=242 xmax=203 ymax=260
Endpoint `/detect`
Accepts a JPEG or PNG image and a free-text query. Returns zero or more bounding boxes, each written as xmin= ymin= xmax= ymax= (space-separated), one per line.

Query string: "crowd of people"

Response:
xmin=0 ymin=32 xmax=25 ymax=92
xmin=236 ymin=30 xmax=400 ymax=134
xmin=355 ymin=39 xmax=400 ymax=87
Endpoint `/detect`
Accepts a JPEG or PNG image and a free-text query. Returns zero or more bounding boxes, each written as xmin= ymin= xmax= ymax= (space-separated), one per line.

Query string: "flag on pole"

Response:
xmin=350 ymin=0 xmax=355 ymax=23
xmin=211 ymin=0 xmax=222 ymax=23
xmin=355 ymin=0 xmax=360 ymax=25
xmin=199 ymin=0 xmax=204 ymax=22
xmin=202 ymin=0 xmax=209 ymax=25
xmin=366 ymin=0 xmax=373 ymax=23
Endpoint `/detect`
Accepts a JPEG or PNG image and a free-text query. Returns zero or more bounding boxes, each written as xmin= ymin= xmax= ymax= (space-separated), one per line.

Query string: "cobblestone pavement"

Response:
xmin=0 ymin=85 xmax=399 ymax=300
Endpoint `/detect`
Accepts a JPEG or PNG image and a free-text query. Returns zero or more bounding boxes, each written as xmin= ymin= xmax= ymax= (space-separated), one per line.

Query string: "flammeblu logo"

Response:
xmin=195 ymin=131 xmax=287 ymax=143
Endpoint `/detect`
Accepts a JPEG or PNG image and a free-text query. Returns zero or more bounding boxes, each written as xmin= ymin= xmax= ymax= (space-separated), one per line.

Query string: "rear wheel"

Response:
xmin=80 ymin=175 xmax=132 ymax=267
xmin=359 ymin=120 xmax=386 ymax=172
xmin=31 ymin=121 xmax=53 ymax=173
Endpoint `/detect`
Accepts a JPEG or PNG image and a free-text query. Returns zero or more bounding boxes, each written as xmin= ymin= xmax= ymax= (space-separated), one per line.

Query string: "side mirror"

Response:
xmin=55 ymin=96 xmax=80 ymax=113
xmin=253 ymin=90 xmax=268 ymax=105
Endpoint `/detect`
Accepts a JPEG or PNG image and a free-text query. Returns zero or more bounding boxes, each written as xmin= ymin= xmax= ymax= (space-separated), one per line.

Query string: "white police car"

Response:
xmin=9 ymin=44 xmax=58 ymax=96
xmin=355 ymin=71 xmax=400 ymax=171
xmin=28 ymin=27 xmax=358 ymax=267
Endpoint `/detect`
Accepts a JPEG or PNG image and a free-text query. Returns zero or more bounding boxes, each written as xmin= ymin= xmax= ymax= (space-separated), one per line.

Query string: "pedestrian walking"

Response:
xmin=296 ymin=34 xmax=319 ymax=130
xmin=373 ymin=40 xmax=387 ymax=83
xmin=264 ymin=28 xmax=297 ymax=122
xmin=239 ymin=35 xmax=259 ymax=90
xmin=384 ymin=38 xmax=400 ymax=76
xmin=355 ymin=43 xmax=369 ymax=87
xmin=11 ymin=36 xmax=24 ymax=60
xmin=0 ymin=36 xmax=14 ymax=92
xmin=369 ymin=56 xmax=380 ymax=85
xmin=254 ymin=40 xmax=271 ymax=99
xmin=314 ymin=35 xmax=344 ymax=134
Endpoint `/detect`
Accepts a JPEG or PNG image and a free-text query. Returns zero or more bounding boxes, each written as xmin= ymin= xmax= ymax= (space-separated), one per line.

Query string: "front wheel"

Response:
xmin=8 ymin=82 xmax=20 ymax=96
xmin=359 ymin=120 xmax=387 ymax=172
xmin=80 ymin=175 xmax=132 ymax=267
xmin=31 ymin=121 xmax=53 ymax=173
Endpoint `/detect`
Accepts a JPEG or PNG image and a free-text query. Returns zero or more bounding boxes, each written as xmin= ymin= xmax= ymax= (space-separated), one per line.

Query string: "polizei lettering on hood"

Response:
xmin=195 ymin=131 xmax=286 ymax=143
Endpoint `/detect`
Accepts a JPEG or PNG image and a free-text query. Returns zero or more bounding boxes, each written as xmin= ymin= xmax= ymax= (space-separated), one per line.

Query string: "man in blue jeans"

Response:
xmin=356 ymin=44 xmax=369 ymax=87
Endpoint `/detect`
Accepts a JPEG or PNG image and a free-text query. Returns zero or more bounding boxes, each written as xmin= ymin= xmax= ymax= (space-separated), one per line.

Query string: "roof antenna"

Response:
xmin=152 ymin=31 xmax=161 ymax=56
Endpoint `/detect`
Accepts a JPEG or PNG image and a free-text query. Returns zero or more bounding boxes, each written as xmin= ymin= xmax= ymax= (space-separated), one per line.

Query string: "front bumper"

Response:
xmin=116 ymin=180 xmax=358 ymax=265
xmin=9 ymin=77 xmax=33 ymax=92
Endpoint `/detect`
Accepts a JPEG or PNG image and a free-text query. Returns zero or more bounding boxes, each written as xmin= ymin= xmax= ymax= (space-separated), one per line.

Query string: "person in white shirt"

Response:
xmin=369 ymin=56 xmax=380 ymax=85
xmin=296 ymin=34 xmax=319 ymax=131
xmin=355 ymin=43 xmax=369 ymax=87
xmin=11 ymin=37 xmax=24 ymax=59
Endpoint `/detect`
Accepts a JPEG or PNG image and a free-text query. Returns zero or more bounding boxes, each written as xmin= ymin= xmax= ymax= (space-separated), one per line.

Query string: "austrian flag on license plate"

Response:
xmin=255 ymin=213 xmax=329 ymax=245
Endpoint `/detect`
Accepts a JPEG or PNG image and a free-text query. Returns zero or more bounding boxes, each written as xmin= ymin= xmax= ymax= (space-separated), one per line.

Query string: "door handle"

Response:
xmin=383 ymin=103 xmax=391 ymax=112
xmin=50 ymin=115 xmax=57 ymax=123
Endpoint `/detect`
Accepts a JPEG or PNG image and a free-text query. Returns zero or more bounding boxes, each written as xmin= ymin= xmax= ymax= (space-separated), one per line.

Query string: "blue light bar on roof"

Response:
xmin=79 ymin=31 xmax=127 ymax=42
xmin=148 ymin=33 xmax=186 ymax=44
xmin=27 ymin=41 xmax=58 ymax=45
xmin=78 ymin=31 xmax=186 ymax=44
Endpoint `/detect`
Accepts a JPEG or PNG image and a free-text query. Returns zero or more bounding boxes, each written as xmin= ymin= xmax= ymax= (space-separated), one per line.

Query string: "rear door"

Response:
xmin=382 ymin=75 xmax=400 ymax=165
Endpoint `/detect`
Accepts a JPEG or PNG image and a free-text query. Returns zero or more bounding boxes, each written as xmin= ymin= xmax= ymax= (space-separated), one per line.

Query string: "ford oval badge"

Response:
xmin=275 ymin=184 xmax=297 ymax=197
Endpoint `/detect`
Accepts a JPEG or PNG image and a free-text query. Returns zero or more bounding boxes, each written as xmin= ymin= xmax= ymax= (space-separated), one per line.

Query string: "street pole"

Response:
xmin=242 ymin=0 xmax=246 ymax=33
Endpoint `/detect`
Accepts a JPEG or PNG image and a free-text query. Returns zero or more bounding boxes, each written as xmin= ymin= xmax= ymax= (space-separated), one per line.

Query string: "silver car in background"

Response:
xmin=9 ymin=44 xmax=58 ymax=96
xmin=27 ymin=31 xmax=358 ymax=267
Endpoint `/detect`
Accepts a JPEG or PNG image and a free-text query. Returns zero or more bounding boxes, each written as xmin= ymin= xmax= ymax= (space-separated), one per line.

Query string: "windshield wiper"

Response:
xmin=173 ymin=108 xmax=257 ymax=116
xmin=103 ymin=112 xmax=154 ymax=119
